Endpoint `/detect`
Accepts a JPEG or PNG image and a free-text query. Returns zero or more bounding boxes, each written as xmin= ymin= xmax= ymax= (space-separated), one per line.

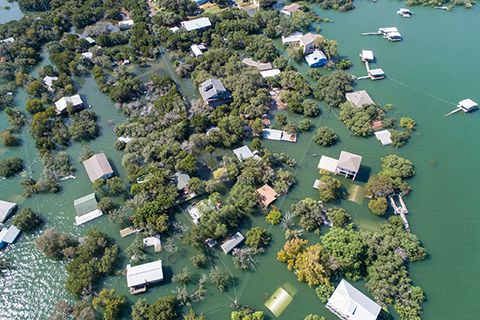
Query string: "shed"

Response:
xmin=336 ymin=151 xmax=362 ymax=180
xmin=0 ymin=225 xmax=21 ymax=248
xmin=263 ymin=129 xmax=297 ymax=142
xmin=305 ymin=50 xmax=327 ymax=67
xmin=326 ymin=279 xmax=381 ymax=320
xmin=73 ymin=193 xmax=103 ymax=225
xmin=260 ymin=69 xmax=281 ymax=78
xmin=126 ymin=260 xmax=163 ymax=292
xmin=181 ymin=17 xmax=212 ymax=32
xmin=256 ymin=184 xmax=278 ymax=207
xmin=191 ymin=44 xmax=204 ymax=57
xmin=169 ymin=27 xmax=180 ymax=33
xmin=54 ymin=94 xmax=84 ymax=114
xmin=458 ymin=99 xmax=478 ymax=112
xmin=361 ymin=50 xmax=374 ymax=62
xmin=317 ymin=156 xmax=338 ymax=173
xmin=118 ymin=20 xmax=134 ymax=29
xmin=374 ymin=130 xmax=392 ymax=145
xmin=346 ymin=90 xmax=374 ymax=108
xmin=221 ymin=232 xmax=244 ymax=254
xmin=0 ymin=200 xmax=17 ymax=223
xmin=82 ymin=153 xmax=114 ymax=182
xmin=282 ymin=32 xmax=303 ymax=45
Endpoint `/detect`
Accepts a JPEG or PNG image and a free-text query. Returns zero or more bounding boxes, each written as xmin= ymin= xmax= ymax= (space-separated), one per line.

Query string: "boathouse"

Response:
xmin=221 ymin=232 xmax=244 ymax=254
xmin=263 ymin=129 xmax=297 ymax=142
xmin=346 ymin=90 xmax=374 ymax=108
xmin=374 ymin=130 xmax=392 ymax=145
xmin=305 ymin=50 xmax=327 ymax=67
xmin=181 ymin=17 xmax=212 ymax=32
xmin=73 ymin=193 xmax=103 ymax=226
xmin=54 ymin=94 xmax=84 ymax=114
xmin=326 ymin=279 xmax=381 ymax=320
xmin=368 ymin=68 xmax=385 ymax=80
xmin=0 ymin=200 xmax=17 ymax=223
xmin=199 ymin=79 xmax=232 ymax=107
xmin=458 ymin=99 xmax=478 ymax=112
xmin=300 ymin=33 xmax=323 ymax=54
xmin=0 ymin=225 xmax=21 ymax=249
xmin=256 ymin=184 xmax=278 ymax=207
xmin=281 ymin=3 xmax=301 ymax=16
xmin=336 ymin=151 xmax=362 ymax=180
xmin=233 ymin=146 xmax=261 ymax=162
xmin=83 ymin=153 xmax=114 ymax=183
xmin=360 ymin=50 xmax=374 ymax=62
xmin=126 ymin=260 xmax=164 ymax=294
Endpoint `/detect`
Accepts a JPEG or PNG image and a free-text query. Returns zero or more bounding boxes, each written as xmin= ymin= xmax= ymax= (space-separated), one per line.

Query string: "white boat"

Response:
xmin=397 ymin=8 xmax=414 ymax=17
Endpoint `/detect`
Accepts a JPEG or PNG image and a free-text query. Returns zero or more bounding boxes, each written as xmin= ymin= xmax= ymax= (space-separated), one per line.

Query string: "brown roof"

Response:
xmin=256 ymin=184 xmax=278 ymax=207
xmin=83 ymin=153 xmax=114 ymax=182
xmin=337 ymin=151 xmax=362 ymax=173
xmin=242 ymin=58 xmax=273 ymax=72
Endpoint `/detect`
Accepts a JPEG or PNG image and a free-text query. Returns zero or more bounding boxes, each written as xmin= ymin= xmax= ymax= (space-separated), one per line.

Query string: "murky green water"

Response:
xmin=0 ymin=0 xmax=24 ymax=23
xmin=1 ymin=2 xmax=480 ymax=319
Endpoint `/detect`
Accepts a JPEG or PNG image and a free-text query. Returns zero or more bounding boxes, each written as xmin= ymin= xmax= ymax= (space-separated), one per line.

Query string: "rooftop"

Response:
xmin=374 ymin=130 xmax=392 ymax=145
xmin=281 ymin=3 xmax=301 ymax=13
xmin=317 ymin=156 xmax=338 ymax=173
xmin=260 ymin=69 xmax=281 ymax=78
xmin=221 ymin=232 xmax=244 ymax=254
xmin=326 ymin=279 xmax=381 ymax=320
xmin=126 ymin=260 xmax=164 ymax=288
xmin=172 ymin=172 xmax=190 ymax=190
xmin=0 ymin=225 xmax=21 ymax=246
xmin=305 ymin=50 xmax=327 ymax=67
xmin=369 ymin=68 xmax=385 ymax=76
xmin=43 ymin=76 xmax=58 ymax=87
xmin=233 ymin=146 xmax=260 ymax=162
xmin=191 ymin=44 xmax=204 ymax=57
xmin=0 ymin=200 xmax=17 ymax=223
xmin=282 ymin=31 xmax=303 ymax=44
xmin=242 ymin=58 xmax=273 ymax=71
xmin=74 ymin=193 xmax=98 ymax=216
xmin=82 ymin=153 xmax=114 ymax=183
xmin=346 ymin=90 xmax=375 ymax=108
xmin=181 ymin=17 xmax=212 ymax=32
xmin=54 ymin=94 xmax=83 ymax=113
xmin=256 ymin=184 xmax=278 ymax=207
xmin=337 ymin=151 xmax=362 ymax=172
xmin=81 ymin=52 xmax=93 ymax=59
xmin=0 ymin=37 xmax=14 ymax=43
xmin=300 ymin=32 xmax=322 ymax=46
xmin=458 ymin=98 xmax=478 ymax=111
xmin=119 ymin=20 xmax=134 ymax=26
xmin=263 ymin=129 xmax=297 ymax=142
xmin=361 ymin=50 xmax=374 ymax=61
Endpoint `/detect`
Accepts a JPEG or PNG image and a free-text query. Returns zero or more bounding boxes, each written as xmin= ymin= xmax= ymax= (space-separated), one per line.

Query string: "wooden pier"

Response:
xmin=389 ymin=194 xmax=411 ymax=232
xmin=120 ymin=226 xmax=138 ymax=238
xmin=360 ymin=32 xmax=381 ymax=36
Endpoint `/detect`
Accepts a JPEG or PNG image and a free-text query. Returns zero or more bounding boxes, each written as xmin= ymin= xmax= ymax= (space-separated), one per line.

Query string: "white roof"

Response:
xmin=305 ymin=50 xmax=327 ymax=66
xmin=281 ymin=3 xmax=301 ymax=13
xmin=318 ymin=156 xmax=338 ymax=173
xmin=374 ymin=130 xmax=392 ymax=145
xmin=326 ymin=279 xmax=381 ymax=320
xmin=263 ymin=129 xmax=296 ymax=142
xmin=191 ymin=44 xmax=204 ymax=57
xmin=282 ymin=32 xmax=303 ymax=44
xmin=119 ymin=20 xmax=134 ymax=26
xmin=0 ymin=37 xmax=14 ymax=43
xmin=387 ymin=31 xmax=402 ymax=38
xmin=43 ymin=76 xmax=58 ymax=87
xmin=0 ymin=225 xmax=21 ymax=244
xmin=346 ymin=90 xmax=374 ymax=108
xmin=187 ymin=200 xmax=215 ymax=224
xmin=181 ymin=17 xmax=212 ymax=32
xmin=361 ymin=50 xmax=374 ymax=61
xmin=118 ymin=136 xmax=132 ymax=143
xmin=169 ymin=27 xmax=180 ymax=33
xmin=74 ymin=209 xmax=103 ymax=225
xmin=126 ymin=260 xmax=163 ymax=288
xmin=221 ymin=232 xmax=244 ymax=254
xmin=459 ymin=98 xmax=478 ymax=110
xmin=260 ymin=69 xmax=281 ymax=78
xmin=234 ymin=146 xmax=254 ymax=161
xmin=81 ymin=52 xmax=93 ymax=59
xmin=54 ymin=94 xmax=83 ymax=112
xmin=0 ymin=200 xmax=17 ymax=223
xmin=378 ymin=27 xmax=398 ymax=33
xmin=369 ymin=68 xmax=384 ymax=76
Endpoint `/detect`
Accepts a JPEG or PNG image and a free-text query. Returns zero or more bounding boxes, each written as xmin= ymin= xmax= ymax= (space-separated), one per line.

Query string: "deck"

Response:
xmin=120 ymin=226 xmax=138 ymax=238
xmin=130 ymin=285 xmax=147 ymax=294
xmin=74 ymin=209 xmax=103 ymax=226
xmin=389 ymin=194 xmax=410 ymax=232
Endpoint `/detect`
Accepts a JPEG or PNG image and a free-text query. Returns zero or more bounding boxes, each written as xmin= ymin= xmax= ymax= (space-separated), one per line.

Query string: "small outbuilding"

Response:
xmin=0 ymin=200 xmax=17 ymax=223
xmin=326 ymin=279 xmax=381 ymax=320
xmin=181 ymin=17 xmax=212 ymax=32
xmin=191 ymin=44 xmax=204 ymax=57
xmin=221 ymin=232 xmax=244 ymax=254
xmin=74 ymin=193 xmax=103 ymax=225
xmin=281 ymin=3 xmax=301 ymax=16
xmin=0 ymin=225 xmax=21 ymax=249
xmin=85 ymin=37 xmax=95 ymax=45
xmin=374 ymin=130 xmax=392 ymax=145
xmin=260 ymin=69 xmax=281 ymax=78
xmin=336 ymin=151 xmax=362 ymax=180
xmin=458 ymin=99 xmax=478 ymax=112
xmin=126 ymin=260 xmax=164 ymax=294
xmin=43 ymin=76 xmax=58 ymax=90
xmin=82 ymin=153 xmax=114 ymax=183
xmin=317 ymin=156 xmax=338 ymax=173
xmin=368 ymin=68 xmax=385 ymax=80
xmin=54 ymin=94 xmax=84 ymax=114
xmin=305 ymin=50 xmax=327 ymax=67
xmin=256 ymin=184 xmax=278 ymax=207
xmin=346 ymin=90 xmax=375 ymax=108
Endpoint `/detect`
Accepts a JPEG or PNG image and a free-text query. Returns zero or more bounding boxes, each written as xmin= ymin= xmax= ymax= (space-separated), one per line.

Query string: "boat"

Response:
xmin=397 ymin=8 xmax=414 ymax=17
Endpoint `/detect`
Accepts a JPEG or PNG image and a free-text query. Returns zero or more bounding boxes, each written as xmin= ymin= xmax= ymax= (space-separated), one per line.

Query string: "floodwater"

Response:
xmin=0 ymin=0 xmax=24 ymax=24
xmin=1 ymin=1 xmax=480 ymax=319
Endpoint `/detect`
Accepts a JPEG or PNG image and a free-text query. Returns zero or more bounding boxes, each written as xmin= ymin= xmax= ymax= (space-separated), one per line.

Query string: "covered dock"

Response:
xmin=458 ymin=99 xmax=478 ymax=112
xmin=360 ymin=50 xmax=374 ymax=62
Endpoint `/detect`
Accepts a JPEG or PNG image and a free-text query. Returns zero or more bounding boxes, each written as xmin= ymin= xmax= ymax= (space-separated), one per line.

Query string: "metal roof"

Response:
xmin=361 ymin=50 xmax=374 ymax=61
xmin=221 ymin=232 xmax=244 ymax=254
xmin=282 ymin=32 xmax=303 ymax=44
xmin=0 ymin=200 xmax=17 ymax=223
xmin=326 ymin=279 xmax=381 ymax=320
xmin=199 ymin=79 xmax=230 ymax=103
xmin=317 ymin=156 xmax=338 ymax=173
xmin=346 ymin=90 xmax=375 ymax=108
xmin=191 ymin=44 xmax=204 ymax=57
xmin=369 ymin=68 xmax=384 ymax=76
xmin=233 ymin=146 xmax=254 ymax=161
xmin=82 ymin=153 xmax=114 ymax=182
xmin=181 ymin=17 xmax=212 ymax=32
xmin=74 ymin=193 xmax=98 ymax=216
xmin=337 ymin=151 xmax=362 ymax=172
xmin=43 ymin=76 xmax=58 ymax=87
xmin=126 ymin=260 xmax=163 ymax=288
xmin=260 ymin=69 xmax=281 ymax=78
xmin=54 ymin=94 xmax=83 ymax=112
xmin=459 ymin=99 xmax=478 ymax=110
xmin=0 ymin=225 xmax=21 ymax=244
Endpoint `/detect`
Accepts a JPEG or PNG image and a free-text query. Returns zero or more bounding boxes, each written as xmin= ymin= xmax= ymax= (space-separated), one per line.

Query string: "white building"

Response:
xmin=181 ymin=17 xmax=212 ymax=32
xmin=326 ymin=279 xmax=381 ymax=320
xmin=282 ymin=32 xmax=303 ymax=45
xmin=233 ymin=146 xmax=261 ymax=162
xmin=126 ymin=260 xmax=164 ymax=294
xmin=221 ymin=232 xmax=244 ymax=254
xmin=119 ymin=20 xmax=134 ymax=29
xmin=54 ymin=94 xmax=84 ymax=114
xmin=0 ymin=200 xmax=17 ymax=223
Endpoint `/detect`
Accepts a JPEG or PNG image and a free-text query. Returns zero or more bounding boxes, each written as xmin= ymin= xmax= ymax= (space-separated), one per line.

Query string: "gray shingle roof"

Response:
xmin=82 ymin=153 xmax=114 ymax=182
xmin=345 ymin=90 xmax=374 ymax=108
xmin=337 ymin=151 xmax=362 ymax=172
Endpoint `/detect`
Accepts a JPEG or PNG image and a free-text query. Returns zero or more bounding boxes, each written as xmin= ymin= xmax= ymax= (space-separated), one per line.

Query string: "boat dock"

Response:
xmin=120 ymin=226 xmax=140 ymax=237
xmin=365 ymin=61 xmax=385 ymax=80
xmin=389 ymin=194 xmax=410 ymax=232
xmin=360 ymin=32 xmax=381 ymax=36
xmin=445 ymin=99 xmax=478 ymax=116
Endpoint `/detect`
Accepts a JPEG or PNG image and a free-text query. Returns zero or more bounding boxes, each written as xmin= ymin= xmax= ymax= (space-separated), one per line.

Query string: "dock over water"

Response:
xmin=389 ymin=194 xmax=411 ymax=232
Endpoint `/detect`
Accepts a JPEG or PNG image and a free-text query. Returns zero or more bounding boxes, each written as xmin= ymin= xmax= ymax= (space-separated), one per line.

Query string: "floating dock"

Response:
xmin=389 ymin=194 xmax=410 ymax=232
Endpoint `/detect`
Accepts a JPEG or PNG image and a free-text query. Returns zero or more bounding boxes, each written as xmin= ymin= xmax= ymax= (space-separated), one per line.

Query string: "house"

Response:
xmin=199 ymin=79 xmax=232 ymax=107
xmin=242 ymin=58 xmax=273 ymax=72
xmin=281 ymin=3 xmax=301 ymax=16
xmin=233 ymin=146 xmax=261 ymax=162
xmin=221 ymin=232 xmax=244 ymax=254
xmin=172 ymin=171 xmax=191 ymax=191
xmin=85 ymin=37 xmax=95 ymax=45
xmin=458 ymin=99 xmax=478 ymax=112
xmin=43 ymin=76 xmax=58 ymax=91
xmin=126 ymin=260 xmax=163 ymax=294
xmin=263 ymin=129 xmax=297 ymax=142
xmin=300 ymin=33 xmax=323 ymax=54
xmin=81 ymin=52 xmax=93 ymax=59
xmin=260 ymin=69 xmax=281 ymax=78
xmin=336 ymin=151 xmax=362 ymax=180
xmin=191 ymin=44 xmax=204 ymax=57
xmin=368 ymin=68 xmax=385 ymax=80
xmin=360 ymin=50 xmax=374 ymax=62
xmin=181 ymin=17 xmax=212 ymax=32
xmin=345 ymin=90 xmax=374 ymax=108
xmin=73 ymin=193 xmax=103 ymax=225
xmin=326 ymin=279 xmax=381 ymax=320
xmin=187 ymin=199 xmax=215 ymax=224
xmin=82 ymin=153 xmax=114 ymax=183
xmin=282 ymin=31 xmax=303 ymax=45
xmin=0 ymin=225 xmax=21 ymax=249
xmin=119 ymin=20 xmax=134 ymax=29
xmin=169 ymin=27 xmax=180 ymax=33
xmin=54 ymin=94 xmax=84 ymax=114
xmin=0 ymin=200 xmax=17 ymax=223
xmin=305 ymin=50 xmax=327 ymax=67
xmin=0 ymin=37 xmax=14 ymax=43
xmin=256 ymin=184 xmax=278 ymax=207
xmin=374 ymin=130 xmax=392 ymax=145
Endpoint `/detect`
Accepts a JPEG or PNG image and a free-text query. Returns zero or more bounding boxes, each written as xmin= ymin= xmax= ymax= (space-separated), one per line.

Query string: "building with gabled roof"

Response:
xmin=0 ymin=225 xmax=21 ymax=248
xmin=326 ymin=279 xmax=381 ymax=320
xmin=74 ymin=193 xmax=103 ymax=225
xmin=126 ymin=260 xmax=163 ymax=294
xmin=256 ymin=184 xmax=278 ymax=207
xmin=181 ymin=17 xmax=212 ymax=32
xmin=233 ymin=146 xmax=261 ymax=162
xmin=82 ymin=153 xmax=114 ymax=183
xmin=0 ymin=200 xmax=17 ymax=223
xmin=199 ymin=79 xmax=232 ymax=107
xmin=300 ymin=33 xmax=323 ymax=54
xmin=242 ymin=58 xmax=273 ymax=71
xmin=336 ymin=151 xmax=362 ymax=180
xmin=54 ymin=94 xmax=84 ymax=114
xmin=346 ymin=90 xmax=374 ymax=108
xmin=281 ymin=3 xmax=301 ymax=16
xmin=221 ymin=232 xmax=244 ymax=254
xmin=282 ymin=31 xmax=303 ymax=45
